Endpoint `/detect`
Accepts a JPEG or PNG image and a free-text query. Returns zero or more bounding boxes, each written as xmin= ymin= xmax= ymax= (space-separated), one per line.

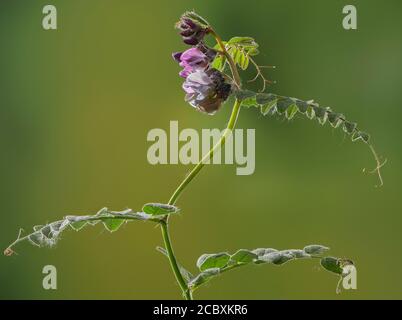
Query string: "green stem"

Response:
xmin=160 ymin=99 xmax=242 ymax=300
xmin=209 ymin=29 xmax=242 ymax=86
xmin=160 ymin=28 xmax=243 ymax=300
xmin=160 ymin=220 xmax=192 ymax=300
xmin=168 ymin=99 xmax=242 ymax=205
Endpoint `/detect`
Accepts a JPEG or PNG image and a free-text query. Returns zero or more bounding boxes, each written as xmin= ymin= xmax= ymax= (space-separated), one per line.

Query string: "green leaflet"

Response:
xmin=211 ymin=54 xmax=226 ymax=72
xmin=224 ymin=36 xmax=260 ymax=71
xmin=5 ymin=204 xmax=180 ymax=255
xmin=190 ymin=245 xmax=351 ymax=291
xmin=303 ymin=244 xmax=330 ymax=256
xmin=197 ymin=252 xmax=231 ymax=271
xmin=189 ymin=268 xmax=220 ymax=289
xmin=142 ymin=203 xmax=180 ymax=216
xmin=231 ymin=249 xmax=258 ymax=264
xmin=320 ymin=257 xmax=344 ymax=275
xmin=227 ymin=36 xmax=258 ymax=46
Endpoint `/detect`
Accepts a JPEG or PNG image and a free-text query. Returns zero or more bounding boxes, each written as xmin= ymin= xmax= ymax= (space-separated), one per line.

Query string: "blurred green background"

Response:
xmin=1 ymin=0 xmax=401 ymax=299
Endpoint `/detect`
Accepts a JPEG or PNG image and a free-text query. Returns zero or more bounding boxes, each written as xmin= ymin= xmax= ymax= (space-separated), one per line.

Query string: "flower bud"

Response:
xmin=176 ymin=12 xmax=209 ymax=46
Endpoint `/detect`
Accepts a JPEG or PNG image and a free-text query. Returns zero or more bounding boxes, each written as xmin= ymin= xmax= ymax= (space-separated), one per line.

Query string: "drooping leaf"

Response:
xmin=231 ymin=249 xmax=257 ymax=264
xmin=282 ymin=249 xmax=311 ymax=259
xmin=259 ymin=251 xmax=295 ymax=265
xmin=142 ymin=203 xmax=180 ymax=216
xmin=241 ymin=91 xmax=372 ymax=146
xmin=313 ymin=106 xmax=329 ymax=125
xmin=188 ymin=268 xmax=220 ymax=289
xmin=103 ymin=218 xmax=126 ymax=232
xmin=306 ymin=105 xmax=315 ymax=119
xmin=296 ymin=100 xmax=309 ymax=113
xmin=257 ymin=94 xmax=278 ymax=115
xmin=276 ymin=97 xmax=294 ymax=114
xmin=343 ymin=121 xmax=357 ymax=134
xmin=197 ymin=252 xmax=231 ymax=271
xmin=190 ymin=245 xmax=349 ymax=292
xmin=352 ymin=131 xmax=370 ymax=143
xmin=320 ymin=257 xmax=343 ymax=275
xmin=327 ymin=112 xmax=344 ymax=128
xmin=303 ymin=245 xmax=330 ymax=256
xmin=252 ymin=248 xmax=278 ymax=257
xmin=285 ymin=103 xmax=298 ymax=120
xmin=252 ymin=248 xmax=278 ymax=264
xmin=70 ymin=220 xmax=87 ymax=231
xmin=5 ymin=206 xmax=172 ymax=255
xmin=241 ymin=97 xmax=258 ymax=108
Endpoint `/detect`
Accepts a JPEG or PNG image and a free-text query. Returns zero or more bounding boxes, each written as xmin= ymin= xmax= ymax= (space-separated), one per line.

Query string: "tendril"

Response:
xmin=248 ymin=57 xmax=276 ymax=92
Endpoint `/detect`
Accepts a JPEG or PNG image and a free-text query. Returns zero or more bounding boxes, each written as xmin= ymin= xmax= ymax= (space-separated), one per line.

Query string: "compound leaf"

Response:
xmin=5 ymin=204 xmax=179 ymax=256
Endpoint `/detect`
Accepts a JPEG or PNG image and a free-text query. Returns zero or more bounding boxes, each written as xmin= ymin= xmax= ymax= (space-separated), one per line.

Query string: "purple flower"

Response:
xmin=183 ymin=69 xmax=232 ymax=114
xmin=172 ymin=47 xmax=211 ymax=78
xmin=176 ymin=16 xmax=208 ymax=45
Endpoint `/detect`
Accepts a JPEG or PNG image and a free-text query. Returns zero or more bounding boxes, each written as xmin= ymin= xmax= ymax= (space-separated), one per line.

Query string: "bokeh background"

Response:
xmin=1 ymin=0 xmax=401 ymax=299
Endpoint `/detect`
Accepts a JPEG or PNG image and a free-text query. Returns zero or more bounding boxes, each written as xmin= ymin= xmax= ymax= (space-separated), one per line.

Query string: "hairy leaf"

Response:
xmin=231 ymin=249 xmax=257 ymax=264
xmin=320 ymin=257 xmax=343 ymax=275
xmin=235 ymin=89 xmax=387 ymax=187
xmin=188 ymin=268 xmax=220 ymax=289
xmin=190 ymin=245 xmax=352 ymax=292
xmin=197 ymin=252 xmax=231 ymax=271
xmin=303 ymin=245 xmax=330 ymax=256
xmin=236 ymin=90 xmax=372 ymax=144
xmin=142 ymin=203 xmax=180 ymax=216
xmin=5 ymin=205 xmax=178 ymax=255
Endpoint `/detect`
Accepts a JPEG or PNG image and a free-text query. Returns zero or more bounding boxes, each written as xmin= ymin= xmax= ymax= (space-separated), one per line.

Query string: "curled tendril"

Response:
xmin=367 ymin=144 xmax=387 ymax=187
xmin=248 ymin=57 xmax=276 ymax=92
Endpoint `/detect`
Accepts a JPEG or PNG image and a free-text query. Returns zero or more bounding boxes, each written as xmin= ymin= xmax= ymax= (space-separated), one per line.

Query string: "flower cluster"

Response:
xmin=173 ymin=12 xmax=232 ymax=115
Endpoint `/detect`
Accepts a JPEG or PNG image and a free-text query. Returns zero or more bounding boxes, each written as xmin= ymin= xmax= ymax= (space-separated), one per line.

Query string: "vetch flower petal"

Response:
xmin=182 ymin=69 xmax=232 ymax=114
xmin=174 ymin=47 xmax=212 ymax=78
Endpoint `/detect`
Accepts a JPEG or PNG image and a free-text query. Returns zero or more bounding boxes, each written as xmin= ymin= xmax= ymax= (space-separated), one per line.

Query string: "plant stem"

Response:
xmin=160 ymin=220 xmax=192 ymax=300
xmin=160 ymin=28 xmax=242 ymax=300
xmin=168 ymin=99 xmax=242 ymax=205
xmin=160 ymin=99 xmax=242 ymax=300
xmin=168 ymin=28 xmax=242 ymax=206
xmin=209 ymin=29 xmax=242 ymax=87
